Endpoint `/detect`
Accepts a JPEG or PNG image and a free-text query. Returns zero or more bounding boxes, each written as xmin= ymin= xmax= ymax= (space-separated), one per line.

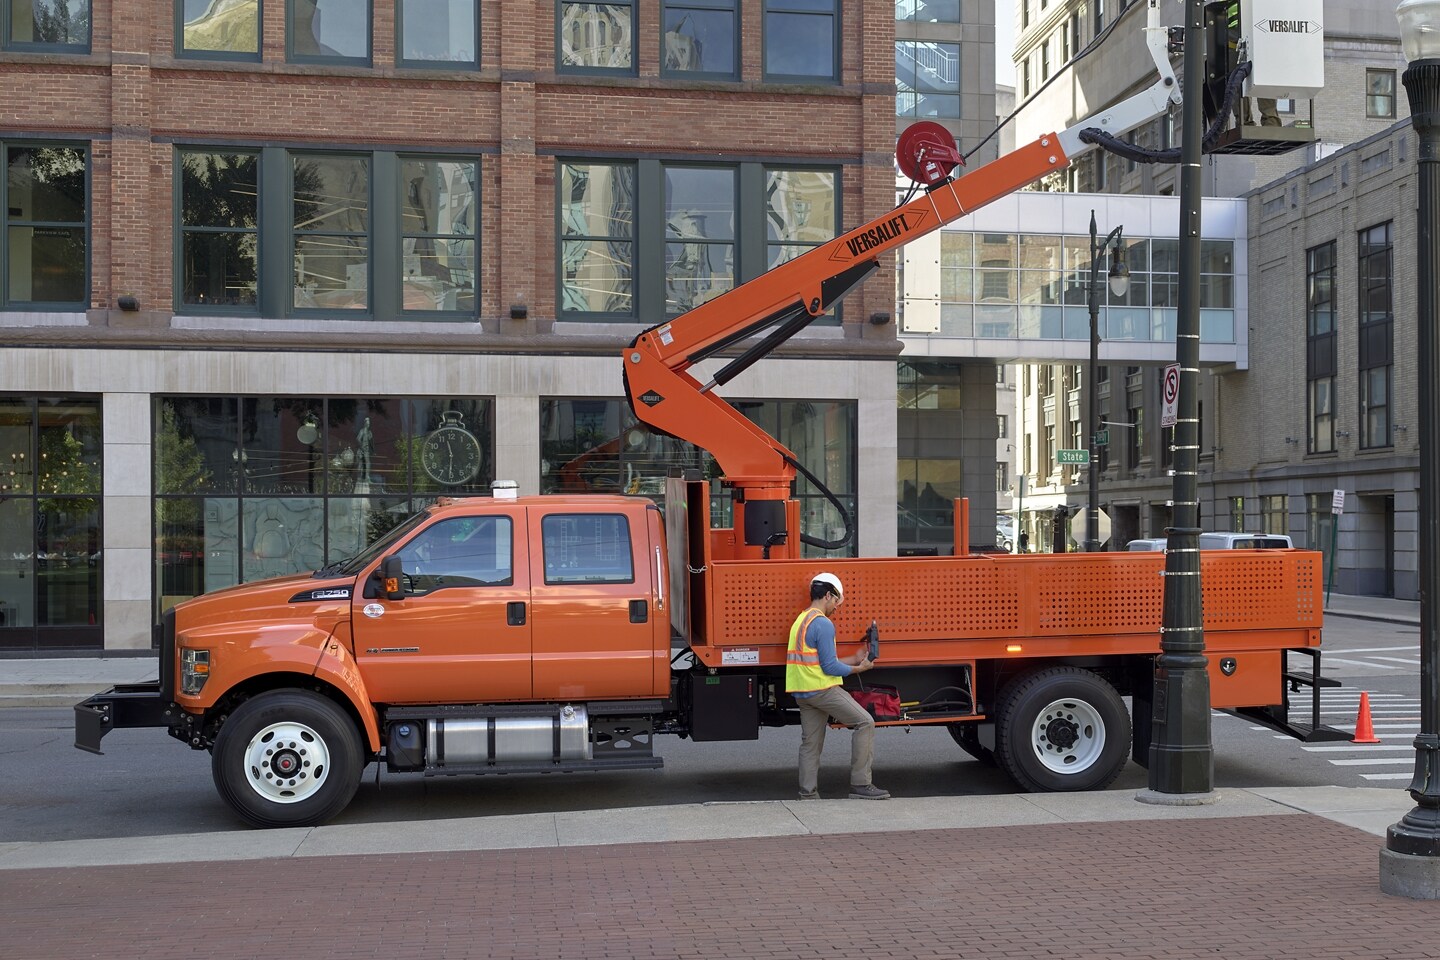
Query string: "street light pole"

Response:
xmin=1086 ymin=210 xmax=1129 ymax=553
xmin=1146 ymin=0 xmax=1213 ymax=798
xmin=1382 ymin=0 xmax=1440 ymax=899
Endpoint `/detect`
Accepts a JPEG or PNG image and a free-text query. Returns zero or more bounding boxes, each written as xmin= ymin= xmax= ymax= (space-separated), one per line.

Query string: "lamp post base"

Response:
xmin=1380 ymin=847 xmax=1440 ymax=900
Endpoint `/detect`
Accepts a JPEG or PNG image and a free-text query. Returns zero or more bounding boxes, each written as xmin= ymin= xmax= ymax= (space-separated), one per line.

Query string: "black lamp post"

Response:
xmin=1382 ymin=0 xmax=1440 ymax=899
xmin=1086 ymin=211 xmax=1129 ymax=553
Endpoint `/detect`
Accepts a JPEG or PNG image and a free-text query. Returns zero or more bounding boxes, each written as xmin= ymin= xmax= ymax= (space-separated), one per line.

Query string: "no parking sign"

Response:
xmin=1160 ymin=363 xmax=1180 ymax=428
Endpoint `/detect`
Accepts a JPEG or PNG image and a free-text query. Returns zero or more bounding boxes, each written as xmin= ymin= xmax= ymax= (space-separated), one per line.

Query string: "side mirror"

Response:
xmin=380 ymin=555 xmax=405 ymax=601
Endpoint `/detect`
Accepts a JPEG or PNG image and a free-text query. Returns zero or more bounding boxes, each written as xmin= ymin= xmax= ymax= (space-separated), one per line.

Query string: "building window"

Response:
xmin=896 ymin=41 xmax=961 ymax=118
xmin=3 ymin=0 xmax=89 ymax=50
xmin=401 ymin=157 xmax=478 ymax=313
xmin=665 ymin=165 xmax=736 ymax=314
xmin=765 ymin=0 xmax=837 ymax=82
xmin=179 ymin=151 xmax=259 ymax=309
xmin=560 ymin=160 xmax=838 ymax=321
xmin=662 ymin=0 xmax=737 ymax=78
xmin=293 ymin=154 xmax=370 ymax=312
xmin=3 ymin=143 xmax=88 ymax=308
xmin=1366 ymin=69 xmax=1397 ymax=119
xmin=998 ymin=414 xmax=1008 ymax=439
xmin=559 ymin=161 xmax=636 ymax=317
xmin=1306 ymin=241 xmax=1336 ymax=454
xmin=1261 ymin=494 xmax=1288 ymax=536
xmin=1229 ymin=496 xmax=1244 ymax=531
xmin=289 ymin=0 xmax=371 ymax=64
xmin=177 ymin=147 xmax=481 ymax=321
xmin=1040 ymin=37 xmax=1050 ymax=82
xmin=0 ymin=396 xmax=102 ymax=650
xmin=154 ymin=395 xmax=495 ymax=623
xmin=996 ymin=462 xmax=1008 ymax=494
xmin=398 ymin=0 xmax=478 ymax=68
xmin=1304 ymin=493 xmax=1334 ymax=567
xmin=896 ymin=0 xmax=959 ymax=22
xmin=1358 ymin=222 xmax=1394 ymax=449
xmin=766 ymin=167 xmax=837 ymax=267
xmin=179 ymin=0 xmax=260 ymax=60
xmin=560 ymin=1 xmax=635 ymax=73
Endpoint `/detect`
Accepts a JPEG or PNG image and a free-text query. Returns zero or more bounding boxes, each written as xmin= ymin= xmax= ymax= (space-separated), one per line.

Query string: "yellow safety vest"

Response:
xmin=786 ymin=608 xmax=841 ymax=694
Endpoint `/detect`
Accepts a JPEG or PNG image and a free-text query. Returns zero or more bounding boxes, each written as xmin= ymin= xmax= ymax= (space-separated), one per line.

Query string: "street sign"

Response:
xmin=1057 ymin=449 xmax=1090 ymax=465
xmin=1070 ymin=507 xmax=1112 ymax=546
xmin=1095 ymin=429 xmax=1109 ymax=446
xmin=1161 ymin=363 xmax=1180 ymax=428
xmin=1332 ymin=489 xmax=1345 ymax=515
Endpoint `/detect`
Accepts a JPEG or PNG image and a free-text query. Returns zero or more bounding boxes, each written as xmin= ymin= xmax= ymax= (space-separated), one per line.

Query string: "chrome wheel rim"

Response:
xmin=243 ymin=721 xmax=330 ymax=804
xmin=1030 ymin=697 xmax=1105 ymax=774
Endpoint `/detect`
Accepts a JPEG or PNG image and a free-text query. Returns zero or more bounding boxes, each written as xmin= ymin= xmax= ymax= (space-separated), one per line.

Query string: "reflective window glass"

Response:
xmin=542 ymin=514 xmax=634 ymax=584
xmin=401 ymin=158 xmax=477 ymax=313
xmin=293 ymin=154 xmax=369 ymax=310
xmin=896 ymin=41 xmax=960 ymax=118
xmin=180 ymin=0 xmax=259 ymax=56
xmin=559 ymin=162 xmax=635 ymax=315
xmin=662 ymin=0 xmax=736 ymax=76
xmin=180 ymin=151 xmax=259 ymax=307
xmin=765 ymin=0 xmax=836 ymax=80
xmin=399 ymin=0 xmax=476 ymax=66
xmin=7 ymin=0 xmax=89 ymax=49
xmin=290 ymin=0 xmax=369 ymax=61
xmin=4 ymin=145 xmax=87 ymax=305
xmin=0 ymin=396 xmax=101 ymax=649
xmin=397 ymin=515 xmax=514 ymax=592
xmin=766 ymin=168 xmax=836 ymax=270
xmin=560 ymin=2 xmax=635 ymax=71
xmin=665 ymin=166 xmax=735 ymax=313
xmin=154 ymin=395 xmax=494 ymax=621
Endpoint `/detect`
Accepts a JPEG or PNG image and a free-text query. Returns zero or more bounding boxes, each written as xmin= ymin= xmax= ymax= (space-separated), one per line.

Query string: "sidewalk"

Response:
xmin=0 ymin=787 xmax=1432 ymax=959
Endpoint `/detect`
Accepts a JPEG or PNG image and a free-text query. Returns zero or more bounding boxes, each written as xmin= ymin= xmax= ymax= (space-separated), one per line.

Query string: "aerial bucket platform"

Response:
xmin=1203 ymin=0 xmax=1324 ymax=156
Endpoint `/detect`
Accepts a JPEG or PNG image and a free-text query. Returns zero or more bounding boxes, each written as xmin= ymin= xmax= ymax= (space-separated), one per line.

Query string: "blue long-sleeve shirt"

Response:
xmin=793 ymin=615 xmax=851 ymax=700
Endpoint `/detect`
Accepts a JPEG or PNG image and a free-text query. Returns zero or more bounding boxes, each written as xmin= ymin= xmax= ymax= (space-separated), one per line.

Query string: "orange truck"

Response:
xmin=75 ymin=13 xmax=1345 ymax=827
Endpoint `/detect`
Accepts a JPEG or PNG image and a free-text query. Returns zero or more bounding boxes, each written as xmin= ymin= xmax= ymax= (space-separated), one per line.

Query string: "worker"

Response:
xmin=785 ymin=572 xmax=890 ymax=801
xmin=1225 ymin=1 xmax=1280 ymax=127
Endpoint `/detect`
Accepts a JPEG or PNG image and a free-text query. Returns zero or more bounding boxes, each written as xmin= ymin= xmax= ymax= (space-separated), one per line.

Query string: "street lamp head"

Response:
xmin=1398 ymin=0 xmax=1440 ymax=62
xmin=1108 ymin=243 xmax=1131 ymax=298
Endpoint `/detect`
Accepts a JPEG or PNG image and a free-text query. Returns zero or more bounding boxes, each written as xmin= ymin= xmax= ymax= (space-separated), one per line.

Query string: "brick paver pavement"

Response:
xmin=1 ymin=814 xmax=1436 ymax=960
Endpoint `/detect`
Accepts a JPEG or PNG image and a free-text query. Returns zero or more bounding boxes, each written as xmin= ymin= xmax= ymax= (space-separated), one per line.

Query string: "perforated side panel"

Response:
xmin=708 ymin=558 xmax=1023 ymax=647
xmin=701 ymin=551 xmax=1323 ymax=649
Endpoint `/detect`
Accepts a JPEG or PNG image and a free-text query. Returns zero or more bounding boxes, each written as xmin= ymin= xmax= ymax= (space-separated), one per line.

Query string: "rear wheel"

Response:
xmin=212 ymin=690 xmax=363 ymax=828
xmin=994 ymin=666 xmax=1130 ymax=792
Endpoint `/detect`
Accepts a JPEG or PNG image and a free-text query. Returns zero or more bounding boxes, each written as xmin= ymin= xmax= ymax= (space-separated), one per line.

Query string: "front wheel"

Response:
xmin=212 ymin=690 xmax=363 ymax=828
xmin=994 ymin=666 xmax=1130 ymax=792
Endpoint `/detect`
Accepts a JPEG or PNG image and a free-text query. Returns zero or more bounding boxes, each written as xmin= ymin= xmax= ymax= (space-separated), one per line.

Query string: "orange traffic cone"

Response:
xmin=1352 ymin=691 xmax=1381 ymax=744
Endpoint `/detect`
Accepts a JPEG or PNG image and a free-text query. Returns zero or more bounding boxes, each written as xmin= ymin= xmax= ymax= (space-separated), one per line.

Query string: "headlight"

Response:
xmin=180 ymin=648 xmax=210 ymax=696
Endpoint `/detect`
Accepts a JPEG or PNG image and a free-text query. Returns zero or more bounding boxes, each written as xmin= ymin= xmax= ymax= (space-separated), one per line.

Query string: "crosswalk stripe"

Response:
xmin=1360 ymin=773 xmax=1414 ymax=781
xmin=1371 ymin=657 xmax=1422 ymax=666
xmin=1320 ymin=658 xmax=1399 ymax=669
xmin=1301 ymin=744 xmax=1415 ymax=752
xmin=1329 ymin=758 xmax=1417 ymax=765
xmin=1323 ymin=646 xmax=1419 ymax=654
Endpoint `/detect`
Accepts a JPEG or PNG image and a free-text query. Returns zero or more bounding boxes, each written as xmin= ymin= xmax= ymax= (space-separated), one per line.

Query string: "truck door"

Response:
xmin=353 ymin=509 xmax=532 ymax=704
xmin=529 ymin=509 xmax=660 ymax=700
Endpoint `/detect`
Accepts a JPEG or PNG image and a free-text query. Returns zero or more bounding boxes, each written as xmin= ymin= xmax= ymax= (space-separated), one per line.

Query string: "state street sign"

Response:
xmin=1057 ymin=449 xmax=1090 ymax=464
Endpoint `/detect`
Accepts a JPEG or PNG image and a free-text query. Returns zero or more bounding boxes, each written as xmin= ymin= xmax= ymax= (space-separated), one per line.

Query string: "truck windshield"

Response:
xmin=315 ymin=510 xmax=432 ymax=579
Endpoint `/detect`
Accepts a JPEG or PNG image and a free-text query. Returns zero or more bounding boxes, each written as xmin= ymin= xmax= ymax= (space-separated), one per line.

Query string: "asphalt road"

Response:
xmin=0 ymin=613 xmax=1420 ymax=843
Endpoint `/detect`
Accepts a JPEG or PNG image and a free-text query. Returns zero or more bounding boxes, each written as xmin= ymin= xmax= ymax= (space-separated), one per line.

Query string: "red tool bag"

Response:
xmin=850 ymin=680 xmax=901 ymax=721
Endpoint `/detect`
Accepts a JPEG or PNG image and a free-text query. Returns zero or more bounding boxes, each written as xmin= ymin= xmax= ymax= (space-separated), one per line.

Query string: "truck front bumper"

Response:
xmin=74 ymin=682 xmax=174 ymax=754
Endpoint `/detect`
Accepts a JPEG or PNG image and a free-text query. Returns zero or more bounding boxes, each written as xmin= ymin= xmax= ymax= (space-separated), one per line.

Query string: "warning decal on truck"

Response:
xmin=720 ymin=648 xmax=760 ymax=666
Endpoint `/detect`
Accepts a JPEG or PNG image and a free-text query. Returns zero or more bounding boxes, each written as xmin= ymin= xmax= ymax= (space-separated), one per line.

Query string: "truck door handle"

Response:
xmin=507 ymin=601 xmax=526 ymax=626
xmin=629 ymin=599 xmax=648 ymax=623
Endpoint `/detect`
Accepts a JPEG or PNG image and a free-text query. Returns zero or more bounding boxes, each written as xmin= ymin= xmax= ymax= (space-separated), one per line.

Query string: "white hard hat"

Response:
xmin=812 ymin=572 xmax=843 ymax=600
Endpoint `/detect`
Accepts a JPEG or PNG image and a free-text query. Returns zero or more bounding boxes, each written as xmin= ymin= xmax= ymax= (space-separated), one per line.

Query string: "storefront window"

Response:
xmin=154 ymin=395 xmax=494 ymax=621
xmin=0 ymin=396 xmax=102 ymax=650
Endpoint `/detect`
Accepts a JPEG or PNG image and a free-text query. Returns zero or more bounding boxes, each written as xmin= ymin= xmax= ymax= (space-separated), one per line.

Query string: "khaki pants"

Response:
xmin=795 ymin=685 xmax=875 ymax=794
